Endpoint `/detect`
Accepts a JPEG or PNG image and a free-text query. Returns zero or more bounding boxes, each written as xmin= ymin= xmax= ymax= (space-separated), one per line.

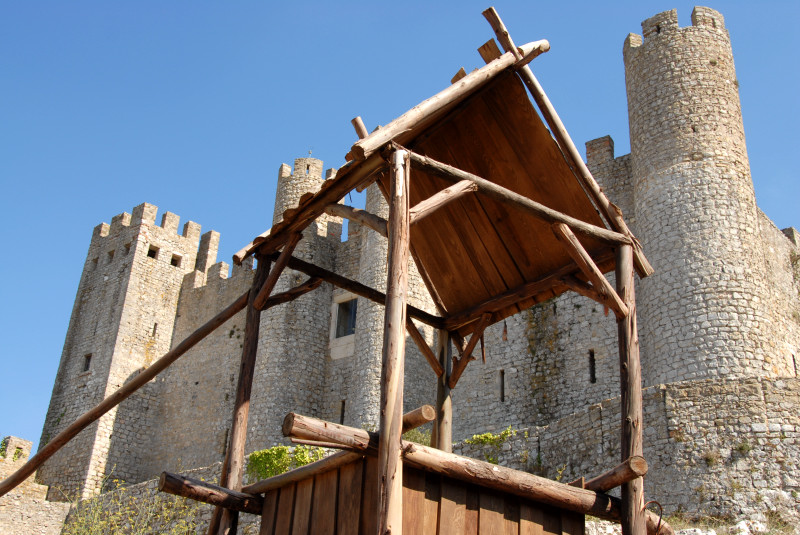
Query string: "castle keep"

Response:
xmin=33 ymin=7 xmax=800 ymax=521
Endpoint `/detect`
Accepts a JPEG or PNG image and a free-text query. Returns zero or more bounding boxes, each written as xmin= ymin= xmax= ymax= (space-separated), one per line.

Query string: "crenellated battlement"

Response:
xmin=625 ymin=6 xmax=726 ymax=50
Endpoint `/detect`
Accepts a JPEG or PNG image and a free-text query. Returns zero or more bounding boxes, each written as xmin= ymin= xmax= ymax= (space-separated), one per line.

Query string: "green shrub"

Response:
xmin=245 ymin=445 xmax=325 ymax=482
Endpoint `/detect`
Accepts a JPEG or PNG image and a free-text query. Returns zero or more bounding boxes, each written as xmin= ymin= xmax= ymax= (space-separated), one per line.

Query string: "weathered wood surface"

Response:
xmin=351 ymin=116 xmax=369 ymax=139
xmin=281 ymin=414 xmax=671 ymax=535
xmin=433 ymin=329 xmax=453 ymax=452
xmin=448 ymin=313 xmax=492 ymax=389
xmin=159 ymin=472 xmax=263 ymax=514
xmin=409 ymin=179 xmax=478 ymax=225
xmin=252 ymin=233 xmax=301 ymax=310
xmin=616 ymin=244 xmax=646 ymax=535
xmin=406 ymin=317 xmax=444 ymax=377
xmin=324 ymin=203 xmax=388 ymax=237
xmin=0 ymin=290 xmax=250 ymax=499
xmin=215 ymin=257 xmax=271 ymax=534
xmin=347 ymin=40 xmax=549 ymax=161
xmin=585 ymin=456 xmax=648 ymax=493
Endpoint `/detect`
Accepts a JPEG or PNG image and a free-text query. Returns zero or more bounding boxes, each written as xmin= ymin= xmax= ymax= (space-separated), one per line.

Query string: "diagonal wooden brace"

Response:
xmin=406 ymin=317 xmax=444 ymax=377
xmin=253 ymin=232 xmax=302 ymax=310
xmin=552 ymin=222 xmax=628 ymax=319
xmin=448 ymin=313 xmax=492 ymax=389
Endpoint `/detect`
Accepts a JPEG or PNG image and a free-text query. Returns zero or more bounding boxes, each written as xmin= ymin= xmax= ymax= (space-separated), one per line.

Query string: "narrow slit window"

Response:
xmin=339 ymin=400 xmax=346 ymax=425
xmin=499 ymin=369 xmax=505 ymax=402
xmin=793 ymin=354 xmax=798 ymax=377
xmin=124 ymin=243 xmax=131 ymax=255
xmin=83 ymin=354 xmax=92 ymax=372
xmin=171 ymin=254 xmax=182 ymax=267
xmin=151 ymin=323 xmax=158 ymax=337
xmin=335 ymin=299 xmax=357 ymax=338
xmin=107 ymin=250 xmax=115 ymax=263
xmin=147 ymin=246 xmax=159 ymax=259
xmin=589 ymin=350 xmax=597 ymax=384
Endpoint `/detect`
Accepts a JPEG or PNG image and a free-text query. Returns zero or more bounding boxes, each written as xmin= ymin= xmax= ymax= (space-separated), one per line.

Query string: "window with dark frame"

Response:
xmin=147 ymin=246 xmax=159 ymax=259
xmin=83 ymin=354 xmax=92 ymax=372
xmin=335 ymin=299 xmax=357 ymax=338
xmin=589 ymin=349 xmax=597 ymax=384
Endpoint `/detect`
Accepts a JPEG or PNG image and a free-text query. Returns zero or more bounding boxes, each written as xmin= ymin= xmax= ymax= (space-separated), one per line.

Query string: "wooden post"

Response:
xmin=378 ymin=148 xmax=411 ymax=535
xmin=212 ymin=255 xmax=271 ymax=535
xmin=615 ymin=244 xmax=646 ymax=535
xmin=433 ymin=329 xmax=453 ymax=452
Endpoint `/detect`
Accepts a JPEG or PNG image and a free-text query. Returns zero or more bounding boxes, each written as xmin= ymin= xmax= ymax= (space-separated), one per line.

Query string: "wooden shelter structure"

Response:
xmin=0 ymin=8 xmax=670 ymax=535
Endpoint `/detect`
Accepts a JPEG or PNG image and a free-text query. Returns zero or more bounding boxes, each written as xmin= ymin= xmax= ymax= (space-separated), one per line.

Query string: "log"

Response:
xmin=448 ymin=313 xmax=492 ymax=389
xmin=259 ymin=277 xmax=323 ymax=308
xmin=351 ymin=116 xmax=369 ymax=139
xmin=551 ymin=222 xmax=628 ymax=319
xmin=0 ymin=290 xmax=250 ymax=499
xmin=245 ymin=405 xmax=435 ymax=495
xmin=324 ymin=203 xmax=388 ymax=238
xmin=585 ymin=456 xmax=648 ymax=493
xmin=253 ymin=233 xmax=302 ymax=310
xmin=408 ymin=180 xmax=478 ymax=226
xmin=404 ymin=149 xmax=631 ymax=246
xmin=616 ymin=244 xmax=646 ymax=535
xmin=269 ymin=252 xmax=444 ymax=329
xmin=215 ymin=257 xmax=271 ymax=534
xmin=282 ymin=413 xmax=672 ymax=535
xmin=405 ymin=317 xmax=444 ymax=377
xmin=560 ymin=274 xmax=603 ymax=304
xmin=433 ymin=330 xmax=453 ymax=452
xmin=481 ymin=7 xmax=653 ymax=279
xmin=347 ymin=40 xmax=550 ymax=162
xmin=378 ymin=148 xmax=411 ymax=535
xmin=159 ymin=472 xmax=263 ymax=515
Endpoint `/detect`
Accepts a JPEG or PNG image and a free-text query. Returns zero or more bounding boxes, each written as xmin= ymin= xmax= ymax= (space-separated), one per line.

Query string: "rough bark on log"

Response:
xmin=585 ymin=456 xmax=648 ymax=493
xmin=159 ymin=472 xmax=263 ymax=515
xmin=406 ymin=317 xmax=444 ymax=377
xmin=324 ymin=203 xmax=388 ymax=237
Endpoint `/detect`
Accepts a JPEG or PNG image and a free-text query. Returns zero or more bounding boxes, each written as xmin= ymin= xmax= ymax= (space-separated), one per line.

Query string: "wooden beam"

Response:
xmin=404 ymin=149 xmax=632 ymax=246
xmin=481 ymin=7 xmax=653 ymax=279
xmin=351 ymin=116 xmax=369 ymax=139
xmin=616 ymin=244 xmax=646 ymax=535
xmin=159 ymin=472 xmax=263 ymax=515
xmin=0 ymin=290 xmax=250 ymax=499
xmin=347 ymin=40 xmax=549 ymax=162
xmin=377 ymin=148 xmax=411 ymax=535
xmin=406 ymin=317 xmax=444 ymax=377
xmin=560 ymin=274 xmax=603 ymax=304
xmin=281 ymin=414 xmax=672 ymax=535
xmin=450 ymin=67 xmax=467 ymax=84
xmin=433 ymin=330 xmax=453 ymax=452
xmin=324 ymin=203 xmax=388 ymax=238
xmin=448 ymin=313 xmax=491 ymax=389
xmin=215 ymin=257 xmax=271 ymax=534
xmin=477 ymin=39 xmax=502 ymax=63
xmin=259 ymin=277 xmax=323 ymax=309
xmin=252 ymin=233 xmax=301 ymax=310
xmin=408 ymin=180 xmax=478 ymax=226
xmin=585 ymin=456 xmax=648 ymax=493
xmin=273 ymin=252 xmax=444 ymax=329
xmin=551 ymin=222 xmax=628 ymax=319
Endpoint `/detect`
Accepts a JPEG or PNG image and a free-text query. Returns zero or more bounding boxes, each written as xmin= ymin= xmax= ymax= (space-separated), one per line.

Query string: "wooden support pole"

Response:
xmin=551 ymin=222 xmax=628 ymax=319
xmin=481 ymin=7 xmax=653 ymax=279
xmin=405 ymin=317 xmax=444 ymax=377
xmin=281 ymin=414 xmax=672 ymax=535
xmin=272 ymin=252 xmax=444 ymax=329
xmin=351 ymin=116 xmax=369 ymax=139
xmin=324 ymin=203 xmax=388 ymax=237
xmin=616 ymin=244 xmax=646 ymax=535
xmin=404 ymin=149 xmax=632 ymax=246
xmin=433 ymin=330 xmax=453 ymax=452
xmin=347 ymin=40 xmax=549 ymax=162
xmin=560 ymin=274 xmax=603 ymax=304
xmin=585 ymin=456 xmax=648 ymax=493
xmin=214 ymin=256 xmax=271 ymax=535
xmin=159 ymin=472 xmax=263 ymax=515
xmin=0 ymin=290 xmax=250 ymax=499
xmin=448 ymin=313 xmax=492 ymax=389
xmin=259 ymin=277 xmax=323 ymax=309
xmin=408 ymin=179 xmax=478 ymax=225
xmin=252 ymin=233 xmax=302 ymax=310
xmin=377 ymin=148 xmax=411 ymax=535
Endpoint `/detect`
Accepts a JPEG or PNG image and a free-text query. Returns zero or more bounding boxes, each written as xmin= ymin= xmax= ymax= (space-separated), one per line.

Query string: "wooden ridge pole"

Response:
xmin=377 ymin=147 xmax=411 ymax=535
xmin=213 ymin=256 xmax=271 ymax=535
xmin=481 ymin=7 xmax=653 ymax=278
xmin=616 ymin=244 xmax=646 ymax=535
xmin=0 ymin=290 xmax=250 ymax=499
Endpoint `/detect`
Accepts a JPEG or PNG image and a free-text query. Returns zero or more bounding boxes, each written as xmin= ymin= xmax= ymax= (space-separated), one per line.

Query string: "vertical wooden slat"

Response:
xmin=360 ymin=457 xmax=380 ymax=534
xmin=433 ymin=329 xmax=453 ymax=452
xmin=216 ymin=256 xmax=271 ymax=534
xmin=504 ymin=499 xmax=520 ymax=535
xmin=518 ymin=504 xmax=543 ymax=535
xmin=423 ymin=473 xmax=441 ymax=534
xmin=273 ymin=484 xmax=297 ymax=535
xmin=464 ymin=488 xmax=480 ymax=535
xmin=378 ymin=148 xmax=411 ymax=535
xmin=259 ymin=489 xmax=279 ymax=535
xmin=403 ymin=468 xmax=427 ymax=533
xmin=439 ymin=479 xmax=467 ymax=535
xmin=310 ymin=469 xmax=338 ymax=535
xmin=560 ymin=512 xmax=584 ymax=535
xmin=479 ymin=492 xmax=505 ymax=533
xmin=542 ymin=509 xmax=561 ymax=535
xmin=291 ymin=478 xmax=314 ymax=535
xmin=337 ymin=460 xmax=364 ymax=535
xmin=616 ymin=244 xmax=646 ymax=535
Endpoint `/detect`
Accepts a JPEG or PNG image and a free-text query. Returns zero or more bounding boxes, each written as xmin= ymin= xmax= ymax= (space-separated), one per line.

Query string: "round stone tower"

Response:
xmin=624 ymin=7 xmax=774 ymax=384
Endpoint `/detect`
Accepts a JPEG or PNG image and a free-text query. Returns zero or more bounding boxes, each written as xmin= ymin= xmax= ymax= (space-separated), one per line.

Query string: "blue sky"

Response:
xmin=1 ymin=1 xmax=797 ymax=452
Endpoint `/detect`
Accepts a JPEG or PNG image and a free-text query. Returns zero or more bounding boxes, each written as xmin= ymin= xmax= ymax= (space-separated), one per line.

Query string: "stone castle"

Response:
xmin=29 ymin=6 xmax=800 ymax=521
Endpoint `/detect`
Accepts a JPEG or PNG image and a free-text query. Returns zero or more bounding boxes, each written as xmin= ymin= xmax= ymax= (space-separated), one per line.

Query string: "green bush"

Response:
xmin=245 ymin=445 xmax=325 ymax=482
